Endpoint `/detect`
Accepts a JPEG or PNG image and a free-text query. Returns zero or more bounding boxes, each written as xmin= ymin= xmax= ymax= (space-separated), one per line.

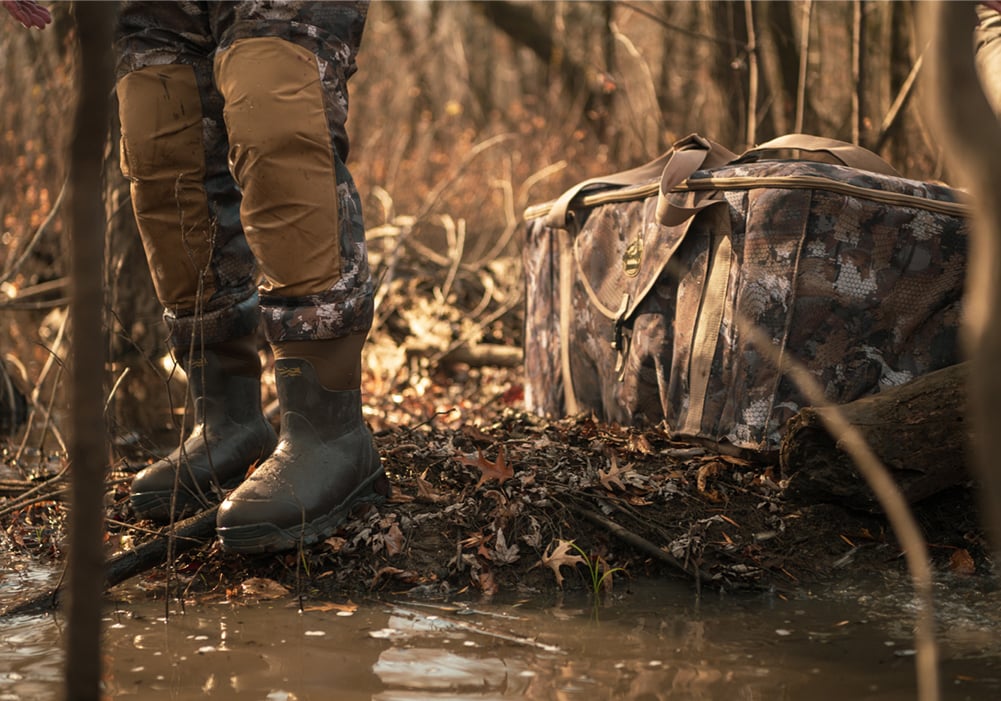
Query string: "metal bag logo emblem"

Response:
xmin=277 ymin=366 xmax=303 ymax=378
xmin=623 ymin=236 xmax=643 ymax=277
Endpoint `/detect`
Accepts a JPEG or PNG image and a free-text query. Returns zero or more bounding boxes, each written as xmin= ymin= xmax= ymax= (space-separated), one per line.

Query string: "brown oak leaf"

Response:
xmin=458 ymin=446 xmax=514 ymax=488
xmin=598 ymin=454 xmax=630 ymax=491
xmin=540 ymin=539 xmax=586 ymax=588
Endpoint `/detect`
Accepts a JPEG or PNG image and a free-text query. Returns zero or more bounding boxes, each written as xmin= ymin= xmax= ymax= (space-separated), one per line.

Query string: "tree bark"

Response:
xmin=66 ymin=5 xmax=115 ymax=700
xmin=780 ymin=363 xmax=972 ymax=511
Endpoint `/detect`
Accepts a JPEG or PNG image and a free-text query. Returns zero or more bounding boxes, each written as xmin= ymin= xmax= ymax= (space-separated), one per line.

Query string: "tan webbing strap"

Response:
xmin=742 ymin=133 xmax=900 ymax=177
xmin=557 ymin=227 xmax=580 ymax=415
xmin=654 ymin=138 xmax=737 ymax=228
xmin=680 ymin=211 xmax=733 ymax=438
xmin=545 ymin=134 xmax=733 ymax=230
xmin=546 ymin=151 xmax=674 ymax=229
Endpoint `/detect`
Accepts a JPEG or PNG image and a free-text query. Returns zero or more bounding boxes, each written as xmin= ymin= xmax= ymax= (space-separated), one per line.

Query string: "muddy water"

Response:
xmin=1 ymin=569 xmax=1000 ymax=700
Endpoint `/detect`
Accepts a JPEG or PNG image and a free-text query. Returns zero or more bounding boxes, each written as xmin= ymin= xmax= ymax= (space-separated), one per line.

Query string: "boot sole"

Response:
xmin=130 ymin=490 xmax=208 ymax=522
xmin=215 ymin=470 xmax=391 ymax=555
xmin=131 ymin=471 xmax=248 ymax=523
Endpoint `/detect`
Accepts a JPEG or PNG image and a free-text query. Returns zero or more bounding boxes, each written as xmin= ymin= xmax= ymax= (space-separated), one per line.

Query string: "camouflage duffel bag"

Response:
xmin=522 ymin=133 xmax=970 ymax=456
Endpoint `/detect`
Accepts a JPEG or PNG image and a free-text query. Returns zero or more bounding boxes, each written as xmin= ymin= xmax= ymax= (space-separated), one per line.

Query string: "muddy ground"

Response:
xmin=0 ymin=356 xmax=992 ymax=611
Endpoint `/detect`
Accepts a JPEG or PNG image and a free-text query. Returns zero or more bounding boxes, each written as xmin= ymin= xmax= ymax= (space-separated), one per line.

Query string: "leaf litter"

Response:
xmin=0 ymin=227 xmax=992 ymax=610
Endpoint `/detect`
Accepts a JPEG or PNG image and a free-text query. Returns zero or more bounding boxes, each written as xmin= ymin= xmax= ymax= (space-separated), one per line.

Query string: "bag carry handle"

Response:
xmin=737 ymin=133 xmax=900 ymax=177
xmin=654 ymin=134 xmax=737 ymax=226
xmin=545 ymin=133 xmax=736 ymax=229
xmin=546 ymin=132 xmax=897 ymax=230
xmin=545 ymin=152 xmax=673 ymax=229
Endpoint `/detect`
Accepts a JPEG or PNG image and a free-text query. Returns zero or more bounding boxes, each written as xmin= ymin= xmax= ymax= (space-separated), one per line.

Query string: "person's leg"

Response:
xmin=209 ymin=1 xmax=388 ymax=553
xmin=115 ymin=1 xmax=276 ymax=520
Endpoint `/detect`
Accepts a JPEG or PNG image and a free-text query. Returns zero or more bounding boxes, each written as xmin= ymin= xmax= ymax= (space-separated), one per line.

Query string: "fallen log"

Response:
xmin=0 ymin=506 xmax=218 ymax=618
xmin=779 ymin=362 xmax=972 ymax=511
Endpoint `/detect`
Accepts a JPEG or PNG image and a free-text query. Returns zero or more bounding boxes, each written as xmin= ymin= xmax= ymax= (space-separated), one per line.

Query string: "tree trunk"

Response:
xmin=66 ymin=6 xmax=115 ymax=698
xmin=780 ymin=363 xmax=972 ymax=511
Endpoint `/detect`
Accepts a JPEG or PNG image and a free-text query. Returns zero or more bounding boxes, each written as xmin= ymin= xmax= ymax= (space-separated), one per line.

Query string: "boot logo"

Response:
xmin=277 ymin=366 xmax=303 ymax=378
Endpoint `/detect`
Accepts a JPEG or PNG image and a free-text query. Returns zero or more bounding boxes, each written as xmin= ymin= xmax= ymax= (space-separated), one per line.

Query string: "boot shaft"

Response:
xmin=175 ymin=334 xmax=264 ymax=424
xmin=273 ymin=357 xmax=365 ymax=441
xmin=271 ymin=333 xmax=366 ymax=391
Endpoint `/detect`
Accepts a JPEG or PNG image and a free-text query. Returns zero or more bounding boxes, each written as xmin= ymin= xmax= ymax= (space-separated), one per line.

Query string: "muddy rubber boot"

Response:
xmin=215 ymin=334 xmax=388 ymax=554
xmin=130 ymin=335 xmax=278 ymax=522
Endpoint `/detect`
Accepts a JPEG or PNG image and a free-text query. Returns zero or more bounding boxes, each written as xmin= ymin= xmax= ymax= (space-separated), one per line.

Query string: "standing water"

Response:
xmin=1 ymin=566 xmax=1000 ymax=700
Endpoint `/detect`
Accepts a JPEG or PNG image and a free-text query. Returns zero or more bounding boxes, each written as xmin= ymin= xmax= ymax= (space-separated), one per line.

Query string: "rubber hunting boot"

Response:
xmin=130 ymin=335 xmax=278 ymax=521
xmin=216 ymin=333 xmax=389 ymax=554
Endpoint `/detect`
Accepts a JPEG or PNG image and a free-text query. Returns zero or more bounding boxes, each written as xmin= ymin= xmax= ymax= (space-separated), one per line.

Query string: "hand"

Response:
xmin=2 ymin=1 xmax=51 ymax=29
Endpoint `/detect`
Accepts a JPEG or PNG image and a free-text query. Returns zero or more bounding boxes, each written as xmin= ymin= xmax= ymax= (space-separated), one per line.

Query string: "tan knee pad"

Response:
xmin=214 ymin=37 xmax=342 ymax=298
xmin=116 ymin=64 xmax=216 ymax=310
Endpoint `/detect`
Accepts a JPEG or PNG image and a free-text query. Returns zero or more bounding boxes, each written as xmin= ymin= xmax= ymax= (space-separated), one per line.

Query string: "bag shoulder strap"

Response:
xmin=738 ymin=133 xmax=900 ymax=177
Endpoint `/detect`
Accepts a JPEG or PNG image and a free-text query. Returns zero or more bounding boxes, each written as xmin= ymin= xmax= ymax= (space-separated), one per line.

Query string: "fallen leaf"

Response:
xmin=384 ymin=522 xmax=405 ymax=556
xmin=387 ymin=485 xmax=414 ymax=504
xmin=501 ymin=384 xmax=524 ymax=405
xmin=324 ymin=536 xmax=347 ymax=553
xmin=302 ymin=601 xmax=358 ymax=614
xmin=696 ymin=460 xmax=725 ymax=501
xmin=370 ymin=566 xmax=419 ymax=589
xmin=415 ymin=473 xmax=448 ymax=503
xmin=521 ymin=516 xmax=542 ymax=549
xmin=598 ymin=454 xmax=629 ymax=491
xmin=949 ymin=548 xmax=976 ymax=575
xmin=626 ymin=433 xmax=653 ymax=454
xmin=477 ymin=568 xmax=499 ymax=597
xmin=492 ymin=527 xmax=520 ymax=565
xmin=719 ymin=454 xmax=754 ymax=468
xmin=458 ymin=446 xmax=514 ymax=488
xmin=540 ymin=539 xmax=586 ymax=588
xmin=461 ymin=531 xmax=491 ymax=549
xmin=240 ymin=577 xmax=289 ymax=600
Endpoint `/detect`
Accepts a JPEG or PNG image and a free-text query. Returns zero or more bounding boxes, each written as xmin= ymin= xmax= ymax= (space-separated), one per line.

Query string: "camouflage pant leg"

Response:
xmin=116 ymin=1 xmax=374 ymax=346
xmin=115 ymin=1 xmax=260 ymax=349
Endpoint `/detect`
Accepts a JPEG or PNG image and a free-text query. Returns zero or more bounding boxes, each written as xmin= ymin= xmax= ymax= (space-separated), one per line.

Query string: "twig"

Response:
xmin=0 ymin=506 xmax=219 ymax=618
xmin=415 ymin=133 xmax=516 ymax=222
xmin=564 ymin=500 xmax=712 ymax=585
xmin=618 ymin=1 xmax=746 ymax=51
xmin=103 ymin=366 xmax=130 ymax=416
xmin=16 ymin=312 xmax=69 ymax=461
xmin=874 ymin=49 xmax=926 ymax=153
xmin=0 ymin=180 xmax=66 ymax=288
xmin=0 ymin=464 xmax=71 ymax=519
xmin=852 ymin=0 xmax=863 ymax=144
xmin=428 ymin=291 xmax=522 ymax=367
xmin=744 ymin=0 xmax=759 ymax=148
xmin=389 ymin=605 xmax=564 ymax=653
xmin=437 ymin=215 xmax=465 ymax=303
xmin=795 ymin=0 xmax=813 ymax=134
xmin=35 ymin=362 xmax=66 ymax=459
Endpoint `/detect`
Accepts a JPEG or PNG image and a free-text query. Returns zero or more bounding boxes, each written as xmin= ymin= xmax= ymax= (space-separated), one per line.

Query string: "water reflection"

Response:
xmin=0 ymin=575 xmax=999 ymax=700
